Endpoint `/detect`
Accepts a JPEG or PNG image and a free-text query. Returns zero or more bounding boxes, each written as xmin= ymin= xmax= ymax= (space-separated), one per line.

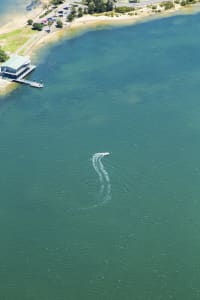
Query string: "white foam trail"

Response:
xmin=92 ymin=153 xmax=104 ymax=193
xmin=92 ymin=152 xmax=111 ymax=205
xmin=67 ymin=152 xmax=111 ymax=212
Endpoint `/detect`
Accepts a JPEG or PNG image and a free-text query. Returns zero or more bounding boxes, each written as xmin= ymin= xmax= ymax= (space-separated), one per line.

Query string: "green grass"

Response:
xmin=0 ymin=27 xmax=36 ymax=53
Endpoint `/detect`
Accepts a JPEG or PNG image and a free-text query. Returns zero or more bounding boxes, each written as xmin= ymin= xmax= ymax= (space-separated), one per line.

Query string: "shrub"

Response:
xmin=32 ymin=22 xmax=44 ymax=31
xmin=27 ymin=19 xmax=33 ymax=25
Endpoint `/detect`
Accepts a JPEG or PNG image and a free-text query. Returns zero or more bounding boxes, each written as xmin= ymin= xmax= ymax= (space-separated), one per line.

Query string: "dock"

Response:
xmin=13 ymin=64 xmax=43 ymax=88
xmin=13 ymin=78 xmax=44 ymax=88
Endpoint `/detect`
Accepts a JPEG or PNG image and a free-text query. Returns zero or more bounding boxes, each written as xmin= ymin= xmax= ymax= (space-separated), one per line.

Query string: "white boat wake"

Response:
xmin=92 ymin=152 xmax=111 ymax=206
xmin=68 ymin=152 xmax=111 ymax=212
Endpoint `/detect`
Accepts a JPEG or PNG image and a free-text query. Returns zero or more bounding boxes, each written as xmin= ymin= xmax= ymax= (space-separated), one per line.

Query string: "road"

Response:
xmin=116 ymin=0 xmax=170 ymax=7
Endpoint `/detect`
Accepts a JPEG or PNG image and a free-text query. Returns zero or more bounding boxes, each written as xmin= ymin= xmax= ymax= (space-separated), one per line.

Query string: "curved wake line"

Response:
xmin=67 ymin=152 xmax=111 ymax=213
xmin=92 ymin=153 xmax=104 ymax=194
xmin=92 ymin=152 xmax=111 ymax=205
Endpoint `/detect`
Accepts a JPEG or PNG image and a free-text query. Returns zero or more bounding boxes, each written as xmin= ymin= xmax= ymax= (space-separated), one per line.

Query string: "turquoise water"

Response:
xmin=1 ymin=12 xmax=200 ymax=300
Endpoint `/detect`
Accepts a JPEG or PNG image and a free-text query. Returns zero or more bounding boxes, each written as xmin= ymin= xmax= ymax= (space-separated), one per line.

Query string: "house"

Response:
xmin=0 ymin=55 xmax=35 ymax=80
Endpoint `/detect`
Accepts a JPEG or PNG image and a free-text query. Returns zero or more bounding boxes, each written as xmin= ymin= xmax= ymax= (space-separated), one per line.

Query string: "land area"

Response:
xmin=0 ymin=0 xmax=200 ymax=95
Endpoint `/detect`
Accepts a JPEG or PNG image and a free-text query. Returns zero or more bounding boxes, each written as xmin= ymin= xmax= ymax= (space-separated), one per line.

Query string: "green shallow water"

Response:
xmin=1 ymin=13 xmax=200 ymax=299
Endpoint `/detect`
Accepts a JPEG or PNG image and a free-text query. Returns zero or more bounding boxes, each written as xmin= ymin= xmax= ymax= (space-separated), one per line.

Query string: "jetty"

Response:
xmin=0 ymin=55 xmax=43 ymax=89
xmin=13 ymin=78 xmax=44 ymax=88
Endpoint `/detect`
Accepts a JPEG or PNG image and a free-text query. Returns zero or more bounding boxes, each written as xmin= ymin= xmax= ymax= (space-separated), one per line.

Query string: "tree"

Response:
xmin=84 ymin=7 xmax=88 ymax=14
xmin=77 ymin=7 xmax=83 ymax=17
xmin=51 ymin=0 xmax=64 ymax=4
xmin=86 ymin=0 xmax=114 ymax=13
xmin=71 ymin=6 xmax=77 ymax=16
xmin=48 ymin=20 xmax=54 ymax=31
xmin=32 ymin=22 xmax=44 ymax=31
xmin=0 ymin=48 xmax=9 ymax=63
xmin=27 ymin=19 xmax=33 ymax=25
xmin=67 ymin=13 xmax=75 ymax=22
xmin=186 ymin=0 xmax=196 ymax=4
xmin=56 ymin=19 xmax=63 ymax=28
xmin=106 ymin=0 xmax=113 ymax=11
xmin=88 ymin=2 xmax=95 ymax=13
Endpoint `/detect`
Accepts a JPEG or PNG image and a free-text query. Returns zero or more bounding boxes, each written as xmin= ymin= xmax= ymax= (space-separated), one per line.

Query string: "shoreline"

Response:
xmin=1 ymin=2 xmax=200 ymax=97
xmin=0 ymin=1 xmax=47 ymax=35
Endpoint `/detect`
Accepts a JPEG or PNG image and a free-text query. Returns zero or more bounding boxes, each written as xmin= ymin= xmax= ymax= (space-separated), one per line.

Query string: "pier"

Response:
xmin=13 ymin=78 xmax=44 ymax=88
xmin=14 ymin=64 xmax=44 ymax=88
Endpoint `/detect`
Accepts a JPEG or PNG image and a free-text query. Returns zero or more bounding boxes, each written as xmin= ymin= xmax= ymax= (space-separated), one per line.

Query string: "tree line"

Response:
xmin=85 ymin=0 xmax=113 ymax=14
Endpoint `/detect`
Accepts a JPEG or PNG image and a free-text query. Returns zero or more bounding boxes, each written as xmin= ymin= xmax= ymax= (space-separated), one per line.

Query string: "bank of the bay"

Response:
xmin=1 ymin=1 xmax=200 ymax=97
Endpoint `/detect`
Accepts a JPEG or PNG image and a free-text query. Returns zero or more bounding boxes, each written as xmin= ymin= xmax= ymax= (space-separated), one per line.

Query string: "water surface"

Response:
xmin=1 ymin=13 xmax=200 ymax=300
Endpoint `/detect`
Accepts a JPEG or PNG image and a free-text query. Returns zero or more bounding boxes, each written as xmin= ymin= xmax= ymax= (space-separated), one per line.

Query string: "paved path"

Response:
xmin=134 ymin=0 xmax=170 ymax=7
xmin=15 ymin=31 xmax=45 ymax=55
xmin=116 ymin=0 xmax=169 ymax=7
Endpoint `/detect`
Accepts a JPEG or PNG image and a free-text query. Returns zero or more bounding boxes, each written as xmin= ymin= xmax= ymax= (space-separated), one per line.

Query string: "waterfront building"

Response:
xmin=0 ymin=55 xmax=35 ymax=80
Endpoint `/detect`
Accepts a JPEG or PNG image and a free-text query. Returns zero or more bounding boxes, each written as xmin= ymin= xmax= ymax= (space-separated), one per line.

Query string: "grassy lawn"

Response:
xmin=0 ymin=27 xmax=37 ymax=53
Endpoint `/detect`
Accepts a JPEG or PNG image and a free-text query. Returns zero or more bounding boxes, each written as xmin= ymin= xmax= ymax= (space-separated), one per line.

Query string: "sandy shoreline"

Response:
xmin=0 ymin=2 xmax=47 ymax=35
xmin=1 ymin=1 xmax=200 ymax=96
xmin=9 ymin=3 xmax=200 ymax=57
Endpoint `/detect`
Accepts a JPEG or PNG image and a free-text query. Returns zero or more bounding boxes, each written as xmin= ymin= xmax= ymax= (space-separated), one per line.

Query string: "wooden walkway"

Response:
xmin=14 ymin=78 xmax=44 ymax=88
xmin=12 ymin=65 xmax=44 ymax=88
